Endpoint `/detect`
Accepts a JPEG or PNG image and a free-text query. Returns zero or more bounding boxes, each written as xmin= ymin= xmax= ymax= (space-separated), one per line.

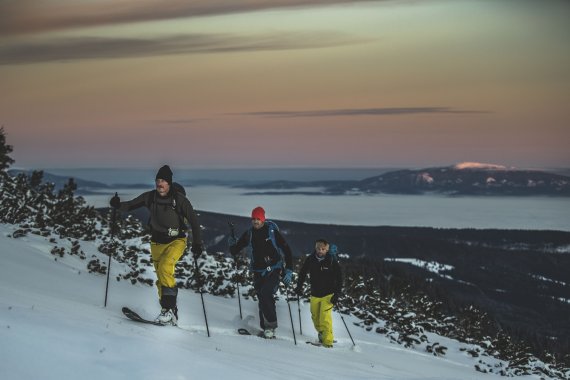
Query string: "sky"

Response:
xmin=1 ymin=0 xmax=569 ymax=169
xmin=0 ymin=223 xmax=529 ymax=380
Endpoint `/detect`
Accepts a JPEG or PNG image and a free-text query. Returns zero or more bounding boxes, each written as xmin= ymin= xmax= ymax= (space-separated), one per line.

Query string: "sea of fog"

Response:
xmin=44 ymin=168 xmax=569 ymax=231
xmin=83 ymin=185 xmax=570 ymax=231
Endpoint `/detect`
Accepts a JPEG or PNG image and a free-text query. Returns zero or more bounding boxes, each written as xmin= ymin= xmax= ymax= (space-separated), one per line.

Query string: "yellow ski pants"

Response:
xmin=150 ymin=238 xmax=186 ymax=299
xmin=310 ymin=293 xmax=334 ymax=346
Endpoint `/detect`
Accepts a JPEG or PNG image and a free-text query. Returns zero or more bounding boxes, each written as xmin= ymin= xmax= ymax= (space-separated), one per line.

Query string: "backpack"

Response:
xmin=145 ymin=182 xmax=189 ymax=231
xmin=247 ymin=220 xmax=285 ymax=274
xmin=328 ymin=243 xmax=339 ymax=262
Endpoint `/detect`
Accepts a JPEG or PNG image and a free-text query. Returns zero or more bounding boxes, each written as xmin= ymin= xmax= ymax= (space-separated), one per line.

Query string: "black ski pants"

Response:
xmin=254 ymin=270 xmax=281 ymax=330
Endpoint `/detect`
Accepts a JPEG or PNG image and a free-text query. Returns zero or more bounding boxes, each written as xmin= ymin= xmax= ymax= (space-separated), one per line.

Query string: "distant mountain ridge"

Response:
xmin=10 ymin=163 xmax=570 ymax=196
xmin=346 ymin=162 xmax=570 ymax=196
xmin=242 ymin=162 xmax=570 ymax=196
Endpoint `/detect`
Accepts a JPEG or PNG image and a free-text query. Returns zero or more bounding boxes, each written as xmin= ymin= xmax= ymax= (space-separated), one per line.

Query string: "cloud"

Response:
xmin=0 ymin=32 xmax=368 ymax=65
xmin=238 ymin=107 xmax=490 ymax=118
xmin=0 ymin=0 xmax=382 ymax=36
xmin=150 ymin=119 xmax=207 ymax=126
xmin=157 ymin=119 xmax=202 ymax=124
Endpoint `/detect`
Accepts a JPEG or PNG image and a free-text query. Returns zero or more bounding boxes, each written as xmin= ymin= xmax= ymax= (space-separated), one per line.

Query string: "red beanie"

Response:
xmin=251 ymin=206 xmax=266 ymax=222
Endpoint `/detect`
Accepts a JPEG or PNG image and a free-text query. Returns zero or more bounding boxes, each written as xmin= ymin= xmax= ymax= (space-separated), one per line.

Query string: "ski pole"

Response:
xmin=104 ymin=194 xmax=117 ymax=308
xmin=297 ymin=295 xmax=302 ymax=335
xmin=228 ymin=221 xmax=242 ymax=319
xmin=194 ymin=256 xmax=210 ymax=337
xmin=285 ymin=286 xmax=297 ymax=345
xmin=337 ymin=307 xmax=355 ymax=347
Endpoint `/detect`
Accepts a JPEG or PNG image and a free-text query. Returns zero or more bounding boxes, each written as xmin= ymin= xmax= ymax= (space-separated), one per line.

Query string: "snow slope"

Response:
xmin=0 ymin=224 xmax=528 ymax=380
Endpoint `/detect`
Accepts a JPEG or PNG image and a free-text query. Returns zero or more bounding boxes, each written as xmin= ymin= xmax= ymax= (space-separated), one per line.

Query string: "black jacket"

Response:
xmin=297 ymin=252 xmax=342 ymax=297
xmin=118 ymin=189 xmax=202 ymax=245
xmin=230 ymin=223 xmax=293 ymax=272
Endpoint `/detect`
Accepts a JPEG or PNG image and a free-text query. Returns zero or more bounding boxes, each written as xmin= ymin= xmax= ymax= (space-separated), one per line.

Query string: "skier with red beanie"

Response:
xmin=229 ymin=206 xmax=294 ymax=339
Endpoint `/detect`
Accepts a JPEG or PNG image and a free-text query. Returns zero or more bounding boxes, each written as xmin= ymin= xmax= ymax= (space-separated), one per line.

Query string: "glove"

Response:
xmin=330 ymin=293 xmax=339 ymax=305
xmin=282 ymin=269 xmax=293 ymax=286
xmin=109 ymin=194 xmax=121 ymax=209
xmin=228 ymin=236 xmax=237 ymax=247
xmin=191 ymin=243 xmax=203 ymax=259
xmin=294 ymin=286 xmax=303 ymax=296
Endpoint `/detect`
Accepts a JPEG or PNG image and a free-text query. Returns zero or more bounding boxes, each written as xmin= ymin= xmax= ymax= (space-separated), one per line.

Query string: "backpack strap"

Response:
xmin=145 ymin=190 xmax=187 ymax=231
xmin=172 ymin=192 xmax=189 ymax=230
xmin=247 ymin=220 xmax=284 ymax=276
xmin=267 ymin=221 xmax=278 ymax=252
xmin=144 ymin=191 xmax=157 ymax=230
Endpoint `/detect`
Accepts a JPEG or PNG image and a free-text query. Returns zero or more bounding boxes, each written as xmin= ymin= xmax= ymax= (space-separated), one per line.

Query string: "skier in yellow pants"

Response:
xmin=295 ymin=239 xmax=343 ymax=347
xmin=110 ymin=165 xmax=203 ymax=325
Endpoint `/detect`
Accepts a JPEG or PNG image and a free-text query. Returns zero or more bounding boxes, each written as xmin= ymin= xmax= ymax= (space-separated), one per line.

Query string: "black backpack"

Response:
xmin=145 ymin=182 xmax=189 ymax=231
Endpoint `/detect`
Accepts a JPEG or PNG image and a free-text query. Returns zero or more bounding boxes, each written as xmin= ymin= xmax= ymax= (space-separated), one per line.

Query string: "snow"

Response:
xmin=385 ymin=258 xmax=454 ymax=280
xmin=530 ymin=274 xmax=568 ymax=287
xmin=0 ymin=224 xmax=520 ymax=380
xmin=554 ymin=245 xmax=570 ymax=254
xmin=453 ymin=162 xmax=509 ymax=170
xmin=419 ymin=173 xmax=435 ymax=184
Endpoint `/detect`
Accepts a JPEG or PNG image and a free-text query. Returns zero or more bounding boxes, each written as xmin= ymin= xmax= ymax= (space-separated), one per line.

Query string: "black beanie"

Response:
xmin=156 ymin=165 xmax=173 ymax=185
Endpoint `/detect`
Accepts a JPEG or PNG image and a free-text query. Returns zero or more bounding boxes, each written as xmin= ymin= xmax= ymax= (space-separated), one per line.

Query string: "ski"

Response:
xmin=306 ymin=341 xmax=336 ymax=348
xmin=237 ymin=328 xmax=276 ymax=339
xmin=122 ymin=307 xmax=165 ymax=326
xmin=305 ymin=339 xmax=337 ymax=347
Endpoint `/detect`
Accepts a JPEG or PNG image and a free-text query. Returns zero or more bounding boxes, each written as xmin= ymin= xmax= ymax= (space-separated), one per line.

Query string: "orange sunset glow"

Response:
xmin=0 ymin=0 xmax=569 ymax=169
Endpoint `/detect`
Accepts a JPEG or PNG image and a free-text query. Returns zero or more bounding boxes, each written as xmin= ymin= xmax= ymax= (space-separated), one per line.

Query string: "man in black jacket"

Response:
xmin=229 ymin=206 xmax=293 ymax=339
xmin=110 ymin=165 xmax=203 ymax=325
xmin=295 ymin=238 xmax=343 ymax=347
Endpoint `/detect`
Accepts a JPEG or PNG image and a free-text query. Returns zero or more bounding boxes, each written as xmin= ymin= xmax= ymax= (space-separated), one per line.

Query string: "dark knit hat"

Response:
xmin=156 ymin=165 xmax=173 ymax=185
xmin=251 ymin=206 xmax=266 ymax=222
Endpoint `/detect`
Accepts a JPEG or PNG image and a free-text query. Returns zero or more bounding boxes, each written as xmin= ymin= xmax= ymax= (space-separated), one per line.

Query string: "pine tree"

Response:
xmin=0 ymin=126 xmax=15 ymax=172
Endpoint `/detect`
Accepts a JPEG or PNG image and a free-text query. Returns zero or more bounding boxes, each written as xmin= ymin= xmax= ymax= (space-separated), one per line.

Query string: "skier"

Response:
xmin=295 ymin=238 xmax=343 ymax=347
xmin=229 ymin=206 xmax=294 ymax=339
xmin=110 ymin=165 xmax=203 ymax=325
